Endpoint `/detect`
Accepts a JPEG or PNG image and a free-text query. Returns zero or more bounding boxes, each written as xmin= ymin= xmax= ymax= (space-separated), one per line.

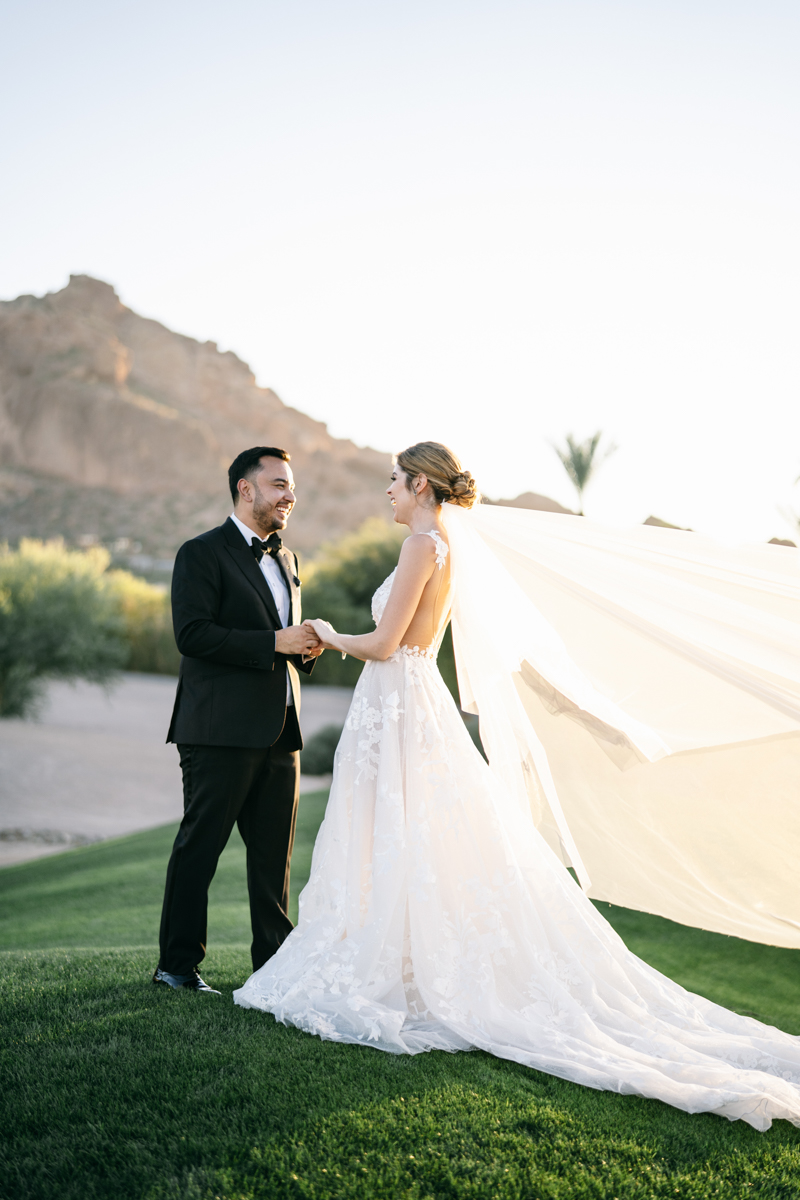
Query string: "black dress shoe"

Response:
xmin=152 ymin=967 xmax=221 ymax=994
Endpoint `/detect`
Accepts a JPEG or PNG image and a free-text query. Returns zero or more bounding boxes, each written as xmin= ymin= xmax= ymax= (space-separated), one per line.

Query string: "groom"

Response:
xmin=154 ymin=446 xmax=322 ymax=994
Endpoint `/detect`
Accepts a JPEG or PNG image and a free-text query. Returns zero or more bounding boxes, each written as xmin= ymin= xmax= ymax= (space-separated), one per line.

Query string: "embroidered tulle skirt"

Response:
xmin=234 ymin=646 xmax=800 ymax=1130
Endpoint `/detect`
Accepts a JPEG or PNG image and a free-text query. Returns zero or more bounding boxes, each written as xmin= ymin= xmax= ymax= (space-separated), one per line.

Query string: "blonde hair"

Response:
xmin=395 ymin=441 xmax=479 ymax=510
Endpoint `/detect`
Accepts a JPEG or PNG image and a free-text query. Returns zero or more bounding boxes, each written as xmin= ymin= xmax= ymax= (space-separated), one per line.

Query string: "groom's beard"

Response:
xmin=251 ymin=485 xmax=292 ymax=536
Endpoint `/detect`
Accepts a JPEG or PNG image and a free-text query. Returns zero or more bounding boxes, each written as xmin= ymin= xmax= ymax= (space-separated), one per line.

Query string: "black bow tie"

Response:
xmin=251 ymin=533 xmax=282 ymax=561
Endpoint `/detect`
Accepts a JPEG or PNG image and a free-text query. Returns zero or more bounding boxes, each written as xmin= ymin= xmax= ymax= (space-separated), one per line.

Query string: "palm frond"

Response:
xmin=551 ymin=431 xmax=617 ymax=514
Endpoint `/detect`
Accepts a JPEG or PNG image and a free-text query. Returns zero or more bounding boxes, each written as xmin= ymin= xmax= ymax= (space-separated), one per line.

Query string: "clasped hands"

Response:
xmin=273 ymin=619 xmax=339 ymax=657
xmin=302 ymin=618 xmax=339 ymax=652
xmin=274 ymin=624 xmax=324 ymax=657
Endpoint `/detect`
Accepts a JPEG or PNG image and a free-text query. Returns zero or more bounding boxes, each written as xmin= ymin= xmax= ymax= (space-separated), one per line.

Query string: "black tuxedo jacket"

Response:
xmin=166 ymin=518 xmax=314 ymax=749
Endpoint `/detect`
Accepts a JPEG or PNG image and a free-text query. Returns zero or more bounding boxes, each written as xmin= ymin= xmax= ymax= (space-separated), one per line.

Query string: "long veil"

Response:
xmin=440 ymin=502 xmax=800 ymax=948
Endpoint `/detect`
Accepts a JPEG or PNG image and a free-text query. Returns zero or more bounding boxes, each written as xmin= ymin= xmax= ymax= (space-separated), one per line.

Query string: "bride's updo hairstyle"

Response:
xmin=395 ymin=441 xmax=480 ymax=509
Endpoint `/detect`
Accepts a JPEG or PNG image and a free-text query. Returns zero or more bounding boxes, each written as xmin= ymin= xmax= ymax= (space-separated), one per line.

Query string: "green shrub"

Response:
xmin=105 ymin=570 xmax=180 ymax=675
xmin=300 ymin=723 xmax=344 ymax=775
xmin=0 ymin=540 xmax=127 ymax=717
xmin=463 ymin=711 xmax=487 ymax=759
xmin=436 ymin=623 xmax=459 ymax=701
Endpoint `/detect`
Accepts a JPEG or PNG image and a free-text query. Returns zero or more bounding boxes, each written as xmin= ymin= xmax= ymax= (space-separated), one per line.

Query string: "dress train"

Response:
xmin=235 ymin=625 xmax=800 ymax=1131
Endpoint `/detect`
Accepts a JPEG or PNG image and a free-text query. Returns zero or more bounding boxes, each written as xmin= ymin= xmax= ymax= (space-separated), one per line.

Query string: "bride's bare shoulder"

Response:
xmin=396 ymin=533 xmax=439 ymax=574
xmin=401 ymin=532 xmax=441 ymax=554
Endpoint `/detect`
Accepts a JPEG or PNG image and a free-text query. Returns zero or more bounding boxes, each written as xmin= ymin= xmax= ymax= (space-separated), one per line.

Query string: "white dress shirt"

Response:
xmin=230 ymin=511 xmax=293 ymax=704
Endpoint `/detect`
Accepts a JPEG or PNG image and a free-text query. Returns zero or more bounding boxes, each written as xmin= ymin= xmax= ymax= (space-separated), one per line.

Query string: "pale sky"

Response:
xmin=2 ymin=0 xmax=799 ymax=541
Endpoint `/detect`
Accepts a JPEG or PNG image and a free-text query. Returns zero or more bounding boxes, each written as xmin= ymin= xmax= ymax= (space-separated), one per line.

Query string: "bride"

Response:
xmin=234 ymin=441 xmax=800 ymax=1131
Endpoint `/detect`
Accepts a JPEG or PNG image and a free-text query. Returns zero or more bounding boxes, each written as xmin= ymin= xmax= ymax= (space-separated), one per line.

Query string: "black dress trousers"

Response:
xmin=158 ymin=707 xmax=301 ymax=975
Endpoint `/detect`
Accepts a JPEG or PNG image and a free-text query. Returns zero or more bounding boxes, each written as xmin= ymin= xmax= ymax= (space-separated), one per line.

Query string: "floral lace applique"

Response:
xmin=371 ymin=569 xmax=396 ymax=624
xmin=389 ymin=644 xmax=438 ymax=669
xmin=423 ymin=529 xmax=449 ymax=569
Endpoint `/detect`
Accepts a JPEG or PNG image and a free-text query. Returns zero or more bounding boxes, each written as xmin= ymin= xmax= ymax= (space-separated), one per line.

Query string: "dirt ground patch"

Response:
xmin=0 ymin=675 xmax=352 ymax=865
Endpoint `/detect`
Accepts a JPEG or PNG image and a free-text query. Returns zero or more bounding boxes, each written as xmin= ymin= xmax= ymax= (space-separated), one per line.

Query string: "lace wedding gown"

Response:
xmin=234 ymin=530 xmax=800 ymax=1131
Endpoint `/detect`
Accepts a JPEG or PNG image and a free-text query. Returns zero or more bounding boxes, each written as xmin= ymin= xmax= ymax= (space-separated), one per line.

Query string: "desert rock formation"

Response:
xmin=0 ymin=276 xmax=572 ymax=562
xmin=488 ymin=491 xmax=575 ymax=515
xmin=0 ymin=276 xmax=392 ymax=557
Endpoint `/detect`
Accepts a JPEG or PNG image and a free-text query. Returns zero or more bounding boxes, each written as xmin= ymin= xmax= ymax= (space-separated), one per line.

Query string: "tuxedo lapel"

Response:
xmin=275 ymin=548 xmax=301 ymax=625
xmin=222 ymin=519 xmax=282 ymax=627
xmin=274 ymin=548 xmax=303 ymax=709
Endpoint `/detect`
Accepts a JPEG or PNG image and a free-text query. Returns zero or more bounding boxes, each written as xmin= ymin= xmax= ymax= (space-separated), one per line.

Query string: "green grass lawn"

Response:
xmin=0 ymin=789 xmax=330 ymax=952
xmin=2 ymin=790 xmax=800 ymax=1200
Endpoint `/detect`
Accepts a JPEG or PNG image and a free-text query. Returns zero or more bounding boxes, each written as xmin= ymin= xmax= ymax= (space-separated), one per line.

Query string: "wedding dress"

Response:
xmin=234 ymin=516 xmax=800 ymax=1130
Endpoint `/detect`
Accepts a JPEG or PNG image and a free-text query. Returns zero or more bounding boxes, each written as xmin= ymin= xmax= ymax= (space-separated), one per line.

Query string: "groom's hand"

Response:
xmin=275 ymin=625 xmax=321 ymax=655
xmin=299 ymin=620 xmax=325 ymax=659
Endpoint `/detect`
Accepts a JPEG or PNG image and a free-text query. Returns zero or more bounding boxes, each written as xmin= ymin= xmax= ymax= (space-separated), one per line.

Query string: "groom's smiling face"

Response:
xmin=238 ymin=456 xmax=296 ymax=536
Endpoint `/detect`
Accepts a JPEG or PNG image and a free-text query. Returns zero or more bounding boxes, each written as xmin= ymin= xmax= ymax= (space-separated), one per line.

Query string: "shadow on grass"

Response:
xmin=2 ymin=948 xmax=800 ymax=1200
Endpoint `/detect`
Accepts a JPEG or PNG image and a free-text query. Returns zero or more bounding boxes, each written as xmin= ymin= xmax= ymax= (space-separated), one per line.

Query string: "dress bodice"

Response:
xmin=371 ymin=530 xmax=449 ymax=624
xmin=370 ymin=570 xmax=396 ymax=625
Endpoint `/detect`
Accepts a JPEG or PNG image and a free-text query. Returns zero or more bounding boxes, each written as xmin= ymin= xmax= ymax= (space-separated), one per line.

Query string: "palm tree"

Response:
xmin=552 ymin=431 xmax=617 ymax=516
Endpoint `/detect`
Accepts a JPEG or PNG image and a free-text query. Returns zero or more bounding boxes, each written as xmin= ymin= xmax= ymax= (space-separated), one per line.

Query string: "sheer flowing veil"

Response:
xmin=441 ymin=502 xmax=800 ymax=948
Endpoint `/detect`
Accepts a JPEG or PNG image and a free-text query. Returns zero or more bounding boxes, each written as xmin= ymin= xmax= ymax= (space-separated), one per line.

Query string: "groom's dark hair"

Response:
xmin=229 ymin=446 xmax=291 ymax=504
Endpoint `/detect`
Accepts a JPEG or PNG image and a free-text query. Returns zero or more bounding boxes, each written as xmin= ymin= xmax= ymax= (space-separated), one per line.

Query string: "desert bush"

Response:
xmin=300 ymin=723 xmax=343 ymax=775
xmin=0 ymin=540 xmax=127 ymax=717
xmin=300 ymin=517 xmax=460 ymax=699
xmin=105 ymin=570 xmax=180 ymax=675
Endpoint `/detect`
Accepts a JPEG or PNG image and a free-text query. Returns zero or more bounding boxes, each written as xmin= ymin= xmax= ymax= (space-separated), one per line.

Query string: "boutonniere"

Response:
xmin=293 ymin=575 xmax=301 ymax=588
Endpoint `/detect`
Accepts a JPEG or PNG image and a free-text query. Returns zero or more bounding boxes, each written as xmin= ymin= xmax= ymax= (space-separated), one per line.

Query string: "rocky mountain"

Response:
xmin=0 ymin=275 xmax=571 ymax=565
xmin=489 ymin=491 xmax=575 ymax=515
xmin=0 ymin=276 xmax=394 ymax=560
